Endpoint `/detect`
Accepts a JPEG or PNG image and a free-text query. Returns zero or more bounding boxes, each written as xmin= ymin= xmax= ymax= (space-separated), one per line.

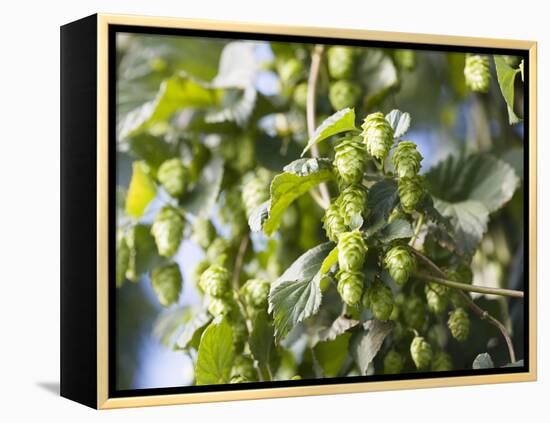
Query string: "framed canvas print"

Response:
xmin=60 ymin=14 xmax=537 ymax=409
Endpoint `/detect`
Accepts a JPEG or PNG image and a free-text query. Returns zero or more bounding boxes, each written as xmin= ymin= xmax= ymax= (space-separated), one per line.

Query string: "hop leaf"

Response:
xmin=208 ymin=296 xmax=233 ymax=317
xmin=383 ymin=350 xmax=404 ymax=374
xmin=403 ymin=295 xmax=427 ymax=331
xmin=329 ymin=80 xmax=361 ymax=111
xmin=363 ymin=279 xmax=394 ymax=321
xmin=410 ymin=336 xmax=433 ymax=370
xmin=431 ymin=351 xmax=453 ymax=371
xmin=448 ymin=307 xmax=470 ymax=342
xmin=191 ymin=217 xmax=216 ymax=250
xmin=323 ymin=200 xmax=347 ymax=242
xmin=151 ymin=205 xmax=185 ymax=257
xmin=392 ymin=141 xmax=423 ymax=178
xmin=464 ymin=54 xmax=491 ymax=93
xmin=158 ymin=158 xmax=189 ymax=198
xmin=151 ymin=263 xmax=182 ymax=307
xmin=241 ymin=278 xmax=270 ymax=309
xmin=116 ymin=230 xmax=130 ymax=288
xmin=361 ymin=112 xmax=394 ymax=162
xmin=334 ymin=137 xmax=367 ymax=185
xmin=337 ymin=230 xmax=368 ymax=272
xmin=425 ymin=283 xmax=448 ymax=315
xmin=199 ymin=263 xmax=231 ymax=298
xmin=397 ymin=176 xmax=424 ymax=213
xmin=337 ymin=270 xmax=364 ymax=306
xmin=384 ymin=245 xmax=416 ymax=285
xmin=338 ymin=184 xmax=367 ymax=228
xmin=327 ymin=46 xmax=355 ymax=79
xmin=293 ymin=82 xmax=308 ymax=110
xmin=242 ymin=169 xmax=271 ymax=218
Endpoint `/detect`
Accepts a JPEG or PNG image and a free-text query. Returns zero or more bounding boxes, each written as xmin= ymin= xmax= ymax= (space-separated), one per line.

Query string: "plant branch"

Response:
xmin=409 ymin=248 xmax=518 ymax=363
xmin=409 ymin=213 xmax=425 ymax=248
xmin=306 ymin=44 xmax=330 ymax=209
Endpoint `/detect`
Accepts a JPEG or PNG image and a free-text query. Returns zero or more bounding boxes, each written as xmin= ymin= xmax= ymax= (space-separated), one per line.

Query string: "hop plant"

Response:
xmin=363 ymin=279 xmax=394 ymax=321
xmin=394 ymin=49 xmax=416 ymax=71
xmin=398 ymin=176 xmax=424 ymax=213
xmin=403 ymin=295 xmax=427 ymax=331
xmin=425 ymin=283 xmax=448 ymax=315
xmin=337 ymin=230 xmax=367 ymax=272
xmin=116 ymin=230 xmax=129 ymax=288
xmin=384 ymin=245 xmax=416 ymax=285
xmin=464 ymin=54 xmax=491 ymax=93
xmin=207 ymin=296 xmax=233 ymax=317
xmin=383 ymin=350 xmax=404 ymax=374
xmin=206 ymin=237 xmax=233 ymax=265
xmin=338 ymin=184 xmax=367 ymax=227
xmin=329 ymin=80 xmax=361 ymax=111
xmin=431 ymin=351 xmax=453 ymax=372
xmin=242 ymin=169 xmax=271 ymax=218
xmin=410 ymin=336 xmax=432 ymax=370
xmin=327 ymin=46 xmax=355 ymax=79
xmin=191 ymin=259 xmax=210 ymax=293
xmin=448 ymin=307 xmax=470 ymax=342
xmin=240 ymin=278 xmax=270 ymax=309
xmin=337 ymin=270 xmax=364 ymax=306
xmin=323 ymin=199 xmax=347 ymax=242
xmin=157 ymin=158 xmax=188 ymax=198
xmin=191 ymin=217 xmax=216 ymax=250
xmin=231 ymin=355 xmax=257 ymax=382
xmin=361 ymin=112 xmax=394 ymax=162
xmin=151 ymin=263 xmax=182 ymax=307
xmin=151 ymin=206 xmax=185 ymax=257
xmin=277 ymin=57 xmax=302 ymax=85
xmin=392 ymin=141 xmax=423 ymax=178
xmin=199 ymin=264 xmax=230 ymax=298
xmin=293 ymin=82 xmax=308 ymax=109
xmin=334 ymin=137 xmax=367 ymax=185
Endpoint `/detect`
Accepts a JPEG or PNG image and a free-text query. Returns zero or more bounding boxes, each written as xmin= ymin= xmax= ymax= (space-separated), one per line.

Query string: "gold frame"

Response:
xmin=96 ymin=13 xmax=537 ymax=409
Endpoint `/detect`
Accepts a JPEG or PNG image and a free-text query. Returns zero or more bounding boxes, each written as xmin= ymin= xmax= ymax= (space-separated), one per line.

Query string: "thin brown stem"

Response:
xmin=409 ymin=248 xmax=518 ymax=363
xmin=306 ymin=44 xmax=330 ymax=209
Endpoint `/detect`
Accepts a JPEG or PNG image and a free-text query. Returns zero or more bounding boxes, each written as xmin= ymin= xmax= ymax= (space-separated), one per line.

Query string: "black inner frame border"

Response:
xmin=107 ymin=23 xmax=531 ymax=399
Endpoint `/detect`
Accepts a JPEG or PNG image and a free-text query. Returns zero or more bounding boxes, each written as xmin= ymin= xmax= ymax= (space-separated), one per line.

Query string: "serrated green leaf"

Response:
xmin=301 ymin=108 xmax=356 ymax=156
xmin=255 ymin=133 xmax=302 ymax=172
xmin=360 ymin=50 xmax=399 ymax=108
xmin=472 ymin=352 xmax=494 ymax=369
xmin=195 ymin=317 xmax=235 ymax=385
xmin=318 ymin=315 xmax=360 ymax=342
xmin=352 ymin=319 xmax=394 ymax=375
xmin=269 ymin=242 xmax=334 ymax=340
xmin=118 ymin=74 xmax=221 ymax=141
xmin=320 ymin=246 xmax=339 ymax=274
xmin=365 ymin=179 xmax=399 ymax=234
xmin=377 ymin=219 xmax=414 ymax=243
xmin=260 ymin=167 xmax=334 ymax=235
xmin=494 ymin=55 xmax=522 ymax=125
xmin=385 ymin=109 xmax=411 ymax=139
xmin=313 ymin=332 xmax=351 ymax=378
xmin=249 ymin=312 xmax=280 ymax=378
xmin=180 ymin=156 xmax=224 ymax=217
xmin=125 ymin=161 xmax=157 ymax=218
xmin=175 ymin=310 xmax=212 ymax=351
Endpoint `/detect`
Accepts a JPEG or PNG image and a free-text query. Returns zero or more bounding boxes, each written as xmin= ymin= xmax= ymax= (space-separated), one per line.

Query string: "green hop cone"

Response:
xmin=240 ymin=278 xmax=270 ymax=309
xmin=199 ymin=264 xmax=230 ymax=298
xmin=206 ymin=237 xmax=233 ymax=266
xmin=394 ymin=49 xmax=416 ymax=71
xmin=157 ymin=158 xmax=188 ymax=198
xmin=392 ymin=141 xmax=423 ymax=178
xmin=410 ymin=336 xmax=432 ymax=370
xmin=219 ymin=187 xmax=248 ymax=238
xmin=277 ymin=57 xmax=302 ymax=85
xmin=398 ymin=176 xmax=424 ymax=213
xmin=242 ymin=169 xmax=271 ymax=218
xmin=323 ymin=199 xmax=347 ymax=242
xmin=464 ymin=54 xmax=491 ymax=93
xmin=293 ymin=82 xmax=308 ymax=110
xmin=337 ymin=270 xmax=364 ymax=306
xmin=189 ymin=142 xmax=211 ymax=182
xmin=403 ymin=295 xmax=427 ymax=331
xmin=327 ymin=46 xmax=355 ymax=79
xmin=363 ymin=279 xmax=394 ymax=321
xmin=329 ymin=80 xmax=361 ymax=111
xmin=207 ymin=296 xmax=233 ymax=317
xmin=361 ymin=112 xmax=394 ymax=162
xmin=191 ymin=217 xmax=216 ymax=250
xmin=338 ymin=184 xmax=367 ymax=228
xmin=337 ymin=230 xmax=367 ymax=272
xmin=431 ymin=351 xmax=453 ymax=372
xmin=383 ymin=350 xmax=404 ymax=374
xmin=116 ymin=230 xmax=130 ymax=288
xmin=191 ymin=259 xmax=210 ymax=294
xmin=151 ymin=205 xmax=185 ymax=257
xmin=448 ymin=307 xmax=470 ymax=342
xmin=334 ymin=137 xmax=367 ymax=185
xmin=231 ymin=355 xmax=257 ymax=382
xmin=425 ymin=283 xmax=448 ymax=315
xmin=151 ymin=263 xmax=182 ymax=307
xmin=384 ymin=245 xmax=416 ymax=285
